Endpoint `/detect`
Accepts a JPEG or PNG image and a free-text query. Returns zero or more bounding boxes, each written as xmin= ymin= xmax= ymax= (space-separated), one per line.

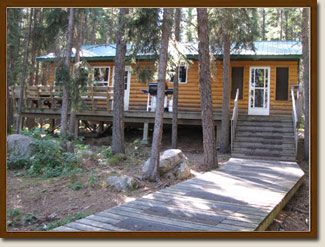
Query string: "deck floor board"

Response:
xmin=53 ymin=158 xmax=304 ymax=232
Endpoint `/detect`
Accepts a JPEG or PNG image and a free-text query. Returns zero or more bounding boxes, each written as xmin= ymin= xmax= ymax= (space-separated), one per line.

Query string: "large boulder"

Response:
xmin=107 ymin=175 xmax=139 ymax=192
xmin=142 ymin=149 xmax=192 ymax=180
xmin=7 ymin=134 xmax=36 ymax=158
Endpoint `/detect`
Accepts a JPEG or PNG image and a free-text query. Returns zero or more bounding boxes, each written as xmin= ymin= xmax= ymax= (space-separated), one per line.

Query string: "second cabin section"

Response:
xmin=34 ymin=41 xmax=301 ymax=117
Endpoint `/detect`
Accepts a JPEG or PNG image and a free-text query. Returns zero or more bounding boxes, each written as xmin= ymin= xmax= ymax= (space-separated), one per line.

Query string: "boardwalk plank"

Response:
xmin=52 ymin=158 xmax=304 ymax=232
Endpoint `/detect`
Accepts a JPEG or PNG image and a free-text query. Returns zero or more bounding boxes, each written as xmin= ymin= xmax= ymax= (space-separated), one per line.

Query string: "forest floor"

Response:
xmin=6 ymin=126 xmax=309 ymax=232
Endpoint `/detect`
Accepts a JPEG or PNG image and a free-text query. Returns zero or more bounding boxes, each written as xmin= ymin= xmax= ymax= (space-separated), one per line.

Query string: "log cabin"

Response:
xmin=13 ymin=41 xmax=303 ymax=161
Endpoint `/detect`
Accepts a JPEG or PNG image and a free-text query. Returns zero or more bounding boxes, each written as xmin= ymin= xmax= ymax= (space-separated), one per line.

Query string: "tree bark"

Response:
xmin=171 ymin=8 xmax=181 ymax=149
xmin=69 ymin=9 xmax=84 ymax=137
xmin=280 ymin=10 xmax=283 ymax=40
xmin=112 ymin=8 xmax=129 ymax=154
xmin=60 ymin=8 xmax=74 ymax=137
xmin=143 ymin=8 xmax=172 ymax=182
xmin=197 ymin=8 xmax=218 ymax=169
xmin=220 ymin=32 xmax=231 ymax=153
xmin=302 ymin=8 xmax=309 ymax=161
xmin=16 ymin=8 xmax=33 ymax=134
xmin=262 ymin=9 xmax=266 ymax=40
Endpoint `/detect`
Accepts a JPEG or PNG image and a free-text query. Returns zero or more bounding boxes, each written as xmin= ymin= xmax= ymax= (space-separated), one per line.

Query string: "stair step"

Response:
xmin=236 ymin=132 xmax=295 ymax=138
xmin=234 ymin=142 xmax=295 ymax=150
xmin=237 ymin=121 xmax=293 ymax=128
xmin=233 ymin=147 xmax=296 ymax=155
xmin=234 ymin=136 xmax=295 ymax=144
xmin=231 ymin=152 xmax=296 ymax=162
xmin=236 ymin=126 xmax=294 ymax=133
xmin=238 ymin=115 xmax=292 ymax=121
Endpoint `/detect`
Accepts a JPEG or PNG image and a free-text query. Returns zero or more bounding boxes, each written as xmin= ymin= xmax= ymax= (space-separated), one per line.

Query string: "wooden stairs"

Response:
xmin=231 ymin=115 xmax=297 ymax=162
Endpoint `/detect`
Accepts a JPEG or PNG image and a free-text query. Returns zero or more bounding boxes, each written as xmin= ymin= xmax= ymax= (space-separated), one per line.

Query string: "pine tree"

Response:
xmin=7 ymin=8 xmax=23 ymax=133
xmin=112 ymin=8 xmax=129 ymax=154
xmin=197 ymin=8 xmax=217 ymax=169
xmin=60 ymin=8 xmax=74 ymax=137
xmin=142 ymin=8 xmax=172 ymax=182
xmin=302 ymin=8 xmax=309 ymax=161
xmin=171 ymin=8 xmax=181 ymax=149
xmin=16 ymin=8 xmax=33 ymax=133
xmin=210 ymin=8 xmax=259 ymax=153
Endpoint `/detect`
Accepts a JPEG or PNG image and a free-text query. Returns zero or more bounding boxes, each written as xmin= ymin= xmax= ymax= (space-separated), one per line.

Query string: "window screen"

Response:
xmin=231 ymin=67 xmax=244 ymax=100
xmin=276 ymin=67 xmax=289 ymax=101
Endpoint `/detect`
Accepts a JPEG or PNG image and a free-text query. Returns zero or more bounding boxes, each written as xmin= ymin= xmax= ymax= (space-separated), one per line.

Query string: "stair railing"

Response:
xmin=231 ymin=88 xmax=239 ymax=153
xmin=291 ymin=85 xmax=301 ymax=156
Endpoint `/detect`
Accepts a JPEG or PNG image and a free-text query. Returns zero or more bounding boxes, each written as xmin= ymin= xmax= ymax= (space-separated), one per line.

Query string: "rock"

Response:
xmin=159 ymin=149 xmax=185 ymax=173
xmin=7 ymin=134 xmax=36 ymax=158
xmin=107 ymin=175 xmax=139 ymax=192
xmin=175 ymin=162 xmax=191 ymax=179
xmin=77 ymin=150 xmax=94 ymax=159
xmin=142 ymin=149 xmax=191 ymax=180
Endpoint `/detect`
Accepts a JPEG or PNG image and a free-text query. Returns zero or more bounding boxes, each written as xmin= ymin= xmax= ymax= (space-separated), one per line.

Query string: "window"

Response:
xmin=231 ymin=67 xmax=244 ymax=100
xmin=92 ymin=67 xmax=110 ymax=86
xmin=276 ymin=67 xmax=289 ymax=100
xmin=169 ymin=65 xmax=188 ymax=84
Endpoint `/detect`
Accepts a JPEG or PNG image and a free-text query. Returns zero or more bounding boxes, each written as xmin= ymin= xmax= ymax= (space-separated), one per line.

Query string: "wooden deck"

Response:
xmin=53 ymin=158 xmax=304 ymax=232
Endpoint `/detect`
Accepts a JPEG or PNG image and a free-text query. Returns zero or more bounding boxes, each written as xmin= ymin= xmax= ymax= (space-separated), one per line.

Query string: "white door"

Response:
xmin=123 ymin=67 xmax=131 ymax=111
xmin=248 ymin=67 xmax=270 ymax=115
xmin=112 ymin=66 xmax=131 ymax=111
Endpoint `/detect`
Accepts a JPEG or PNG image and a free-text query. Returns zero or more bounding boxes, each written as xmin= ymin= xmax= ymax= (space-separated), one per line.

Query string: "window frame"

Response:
xmin=169 ymin=65 xmax=188 ymax=84
xmin=91 ymin=66 xmax=111 ymax=87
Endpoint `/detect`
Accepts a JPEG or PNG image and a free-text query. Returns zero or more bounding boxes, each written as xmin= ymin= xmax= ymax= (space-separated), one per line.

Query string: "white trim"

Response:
xmin=248 ymin=66 xmax=270 ymax=115
xmin=92 ymin=66 xmax=110 ymax=87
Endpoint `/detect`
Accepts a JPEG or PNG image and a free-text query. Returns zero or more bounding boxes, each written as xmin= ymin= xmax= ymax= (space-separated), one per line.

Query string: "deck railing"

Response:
xmin=10 ymin=85 xmax=114 ymax=113
xmin=291 ymin=85 xmax=302 ymax=155
xmin=231 ymin=88 xmax=239 ymax=153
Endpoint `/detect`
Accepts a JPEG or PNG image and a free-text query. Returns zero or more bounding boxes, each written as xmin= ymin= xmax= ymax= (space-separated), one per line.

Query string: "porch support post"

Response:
xmin=216 ymin=121 xmax=221 ymax=147
xmin=99 ymin=121 xmax=104 ymax=133
xmin=142 ymin=121 xmax=149 ymax=144
xmin=74 ymin=119 xmax=79 ymax=137
xmin=50 ymin=118 xmax=55 ymax=133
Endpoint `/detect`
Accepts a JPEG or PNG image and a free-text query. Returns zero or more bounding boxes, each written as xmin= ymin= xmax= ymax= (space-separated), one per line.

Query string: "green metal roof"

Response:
xmin=36 ymin=41 xmax=302 ymax=62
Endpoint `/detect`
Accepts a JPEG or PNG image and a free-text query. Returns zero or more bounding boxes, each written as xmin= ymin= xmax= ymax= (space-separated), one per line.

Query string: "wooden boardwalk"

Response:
xmin=53 ymin=158 xmax=304 ymax=232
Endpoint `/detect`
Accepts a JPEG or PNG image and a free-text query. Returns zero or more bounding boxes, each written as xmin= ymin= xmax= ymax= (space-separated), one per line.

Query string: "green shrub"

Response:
xmin=7 ymin=129 xmax=83 ymax=178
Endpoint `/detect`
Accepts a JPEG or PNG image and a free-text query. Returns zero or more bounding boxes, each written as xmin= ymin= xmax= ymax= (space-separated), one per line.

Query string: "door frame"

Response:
xmin=112 ymin=66 xmax=132 ymax=111
xmin=248 ymin=66 xmax=271 ymax=116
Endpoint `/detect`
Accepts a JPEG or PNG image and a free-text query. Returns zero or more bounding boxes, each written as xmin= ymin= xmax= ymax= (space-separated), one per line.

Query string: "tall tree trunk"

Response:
xmin=261 ymin=9 xmax=265 ymax=40
xmin=302 ymin=8 xmax=309 ymax=161
xmin=35 ymin=9 xmax=43 ymax=85
xmin=285 ymin=9 xmax=289 ymax=40
xmin=83 ymin=10 xmax=88 ymax=44
xmin=280 ymin=10 xmax=283 ymax=40
xmin=143 ymin=8 xmax=172 ymax=182
xmin=69 ymin=10 xmax=84 ymax=136
xmin=197 ymin=8 xmax=217 ymax=169
xmin=112 ymin=8 xmax=129 ymax=154
xmin=30 ymin=8 xmax=39 ymax=86
xmin=91 ymin=10 xmax=96 ymax=44
xmin=16 ymin=8 xmax=33 ymax=133
xmin=220 ymin=32 xmax=231 ymax=153
xmin=171 ymin=8 xmax=181 ymax=149
xmin=60 ymin=8 xmax=74 ymax=137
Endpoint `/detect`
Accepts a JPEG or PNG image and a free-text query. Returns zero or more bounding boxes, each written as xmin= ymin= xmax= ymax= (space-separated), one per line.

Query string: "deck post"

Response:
xmin=99 ymin=121 xmax=104 ymax=133
xmin=74 ymin=119 xmax=79 ymax=137
xmin=50 ymin=118 xmax=55 ymax=133
xmin=142 ymin=121 xmax=149 ymax=144
xmin=215 ymin=121 xmax=221 ymax=147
